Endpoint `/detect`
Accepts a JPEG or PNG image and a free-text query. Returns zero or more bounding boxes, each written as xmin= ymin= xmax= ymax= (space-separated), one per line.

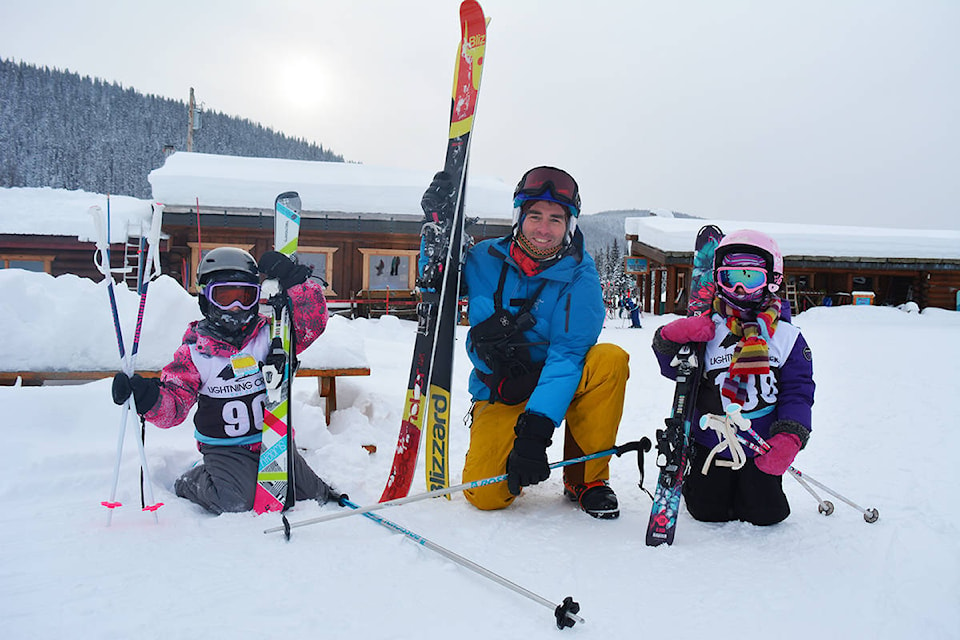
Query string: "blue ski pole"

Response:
xmin=267 ymin=439 xmax=650 ymax=533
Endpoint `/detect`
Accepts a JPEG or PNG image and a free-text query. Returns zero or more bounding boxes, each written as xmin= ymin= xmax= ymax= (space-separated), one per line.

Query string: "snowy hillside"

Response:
xmin=1 ymin=269 xmax=958 ymax=640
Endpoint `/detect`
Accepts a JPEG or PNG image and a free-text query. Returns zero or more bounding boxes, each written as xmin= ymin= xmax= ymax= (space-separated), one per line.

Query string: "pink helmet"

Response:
xmin=714 ymin=229 xmax=784 ymax=298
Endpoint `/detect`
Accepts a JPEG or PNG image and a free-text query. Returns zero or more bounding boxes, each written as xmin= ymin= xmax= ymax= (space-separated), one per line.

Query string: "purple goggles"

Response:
xmin=203 ymin=281 xmax=261 ymax=311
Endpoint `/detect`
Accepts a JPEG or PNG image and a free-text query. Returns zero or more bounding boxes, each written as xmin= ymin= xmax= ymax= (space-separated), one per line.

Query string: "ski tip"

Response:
xmin=275 ymin=191 xmax=302 ymax=214
xmin=460 ymin=0 xmax=486 ymax=23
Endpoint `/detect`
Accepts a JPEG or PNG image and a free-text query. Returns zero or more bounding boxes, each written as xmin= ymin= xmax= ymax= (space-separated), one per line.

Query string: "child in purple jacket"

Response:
xmin=651 ymin=229 xmax=815 ymax=525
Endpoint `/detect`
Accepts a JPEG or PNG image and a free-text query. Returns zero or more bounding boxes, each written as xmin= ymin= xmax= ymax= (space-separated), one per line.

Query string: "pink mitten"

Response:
xmin=755 ymin=433 xmax=802 ymax=476
xmin=660 ymin=314 xmax=715 ymax=344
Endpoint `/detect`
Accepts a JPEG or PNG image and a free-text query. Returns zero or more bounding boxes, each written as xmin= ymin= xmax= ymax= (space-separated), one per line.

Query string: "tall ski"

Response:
xmin=253 ymin=192 xmax=302 ymax=514
xmin=380 ymin=0 xmax=488 ymax=502
xmin=645 ymin=224 xmax=723 ymax=546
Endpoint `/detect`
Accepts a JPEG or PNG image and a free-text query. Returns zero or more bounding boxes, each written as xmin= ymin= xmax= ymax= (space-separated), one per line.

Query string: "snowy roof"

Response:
xmin=0 ymin=187 xmax=153 ymax=244
xmin=0 ymin=269 xmax=367 ymax=371
xmin=625 ymin=217 xmax=960 ymax=261
xmin=148 ymin=152 xmax=514 ymax=221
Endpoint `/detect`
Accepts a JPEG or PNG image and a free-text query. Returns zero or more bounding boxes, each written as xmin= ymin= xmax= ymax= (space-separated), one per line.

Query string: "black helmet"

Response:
xmin=196 ymin=247 xmax=260 ymax=338
xmin=197 ymin=247 xmax=258 ymax=286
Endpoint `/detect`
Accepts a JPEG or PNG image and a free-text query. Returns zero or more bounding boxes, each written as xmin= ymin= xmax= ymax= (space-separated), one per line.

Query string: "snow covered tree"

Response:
xmin=0 ymin=58 xmax=345 ymax=198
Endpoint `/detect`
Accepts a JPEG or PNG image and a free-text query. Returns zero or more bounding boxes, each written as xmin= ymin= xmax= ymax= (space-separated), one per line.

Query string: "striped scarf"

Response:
xmin=715 ymin=296 xmax=782 ymax=403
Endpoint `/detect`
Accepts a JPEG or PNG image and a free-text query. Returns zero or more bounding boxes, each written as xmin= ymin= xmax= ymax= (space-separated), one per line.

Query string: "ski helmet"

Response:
xmin=512 ymin=166 xmax=581 ymax=246
xmin=196 ymin=247 xmax=261 ymax=336
xmin=713 ymin=229 xmax=784 ymax=311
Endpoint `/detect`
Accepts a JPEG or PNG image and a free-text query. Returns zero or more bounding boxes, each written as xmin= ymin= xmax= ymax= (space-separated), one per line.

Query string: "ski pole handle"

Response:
xmin=146 ymin=203 xmax=164 ymax=280
xmin=88 ymin=206 xmax=112 ymax=277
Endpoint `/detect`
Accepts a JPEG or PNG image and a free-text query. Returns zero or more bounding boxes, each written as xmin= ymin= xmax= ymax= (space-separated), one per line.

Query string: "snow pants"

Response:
xmin=174 ymin=444 xmax=333 ymax=515
xmin=682 ymin=442 xmax=790 ymax=526
xmin=462 ymin=343 xmax=629 ymax=510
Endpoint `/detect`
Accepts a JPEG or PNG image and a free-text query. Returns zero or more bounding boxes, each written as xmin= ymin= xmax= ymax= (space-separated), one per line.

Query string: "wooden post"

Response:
xmin=643 ymin=271 xmax=652 ymax=313
xmin=654 ymin=268 xmax=663 ymax=315
xmin=665 ymin=266 xmax=678 ymax=314
xmin=187 ymin=87 xmax=195 ymax=152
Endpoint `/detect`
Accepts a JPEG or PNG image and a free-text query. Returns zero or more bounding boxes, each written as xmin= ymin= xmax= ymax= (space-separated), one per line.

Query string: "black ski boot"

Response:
xmin=564 ymin=480 xmax=619 ymax=519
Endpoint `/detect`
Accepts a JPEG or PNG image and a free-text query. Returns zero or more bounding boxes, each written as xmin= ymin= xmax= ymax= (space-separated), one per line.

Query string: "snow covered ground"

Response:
xmin=1 ymin=269 xmax=958 ymax=639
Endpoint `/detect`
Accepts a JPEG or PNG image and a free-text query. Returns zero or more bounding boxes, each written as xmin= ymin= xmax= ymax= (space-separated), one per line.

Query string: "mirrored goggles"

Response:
xmin=716 ymin=266 xmax=768 ymax=294
xmin=204 ymin=281 xmax=261 ymax=311
xmin=514 ymin=166 xmax=581 ymax=214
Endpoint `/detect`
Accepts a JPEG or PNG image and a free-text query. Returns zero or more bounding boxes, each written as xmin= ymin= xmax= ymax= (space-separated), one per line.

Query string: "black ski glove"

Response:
xmin=506 ymin=411 xmax=554 ymax=496
xmin=111 ymin=372 xmax=161 ymax=415
xmin=259 ymin=251 xmax=313 ymax=289
xmin=421 ymin=171 xmax=457 ymax=221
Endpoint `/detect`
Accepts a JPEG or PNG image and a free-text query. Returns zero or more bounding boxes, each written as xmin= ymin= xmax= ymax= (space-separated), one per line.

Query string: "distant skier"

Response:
xmin=111 ymin=247 xmax=341 ymax=514
xmin=623 ymin=294 xmax=642 ymax=328
xmin=421 ymin=166 xmax=629 ymax=518
xmin=651 ymin=229 xmax=815 ymax=525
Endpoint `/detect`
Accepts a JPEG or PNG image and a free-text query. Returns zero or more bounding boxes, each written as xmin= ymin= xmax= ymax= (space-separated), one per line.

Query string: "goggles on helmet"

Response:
xmin=513 ymin=166 xmax=581 ymax=216
xmin=203 ymin=281 xmax=262 ymax=311
xmin=716 ymin=267 xmax=768 ymax=295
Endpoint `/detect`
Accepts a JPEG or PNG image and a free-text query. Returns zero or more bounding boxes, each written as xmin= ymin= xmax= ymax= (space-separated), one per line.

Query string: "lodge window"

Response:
xmin=298 ymin=246 xmax=338 ymax=296
xmin=0 ymin=254 xmax=54 ymax=273
xmin=358 ymin=248 xmax=419 ymax=292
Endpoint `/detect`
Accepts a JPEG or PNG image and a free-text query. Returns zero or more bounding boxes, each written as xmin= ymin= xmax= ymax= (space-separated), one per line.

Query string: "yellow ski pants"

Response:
xmin=462 ymin=343 xmax=629 ymax=510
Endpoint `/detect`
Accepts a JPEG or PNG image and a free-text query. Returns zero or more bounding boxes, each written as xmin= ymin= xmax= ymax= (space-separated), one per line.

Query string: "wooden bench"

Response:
xmin=0 ymin=367 xmax=370 ymax=426
xmin=296 ymin=367 xmax=370 ymax=424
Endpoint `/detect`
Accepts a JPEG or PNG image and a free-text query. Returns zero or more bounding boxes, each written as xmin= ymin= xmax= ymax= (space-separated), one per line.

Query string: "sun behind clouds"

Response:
xmin=272 ymin=51 xmax=333 ymax=112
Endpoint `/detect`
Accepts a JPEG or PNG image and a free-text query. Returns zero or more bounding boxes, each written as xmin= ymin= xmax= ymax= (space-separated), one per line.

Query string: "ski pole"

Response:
xmin=266 ymin=439 xmax=650 ymax=534
xmin=123 ymin=204 xmax=165 ymax=518
xmin=93 ymin=202 xmax=165 ymax=523
xmin=738 ymin=413 xmax=879 ymax=523
xmin=340 ymin=497 xmax=585 ymax=629
xmin=787 ymin=467 xmax=879 ymax=523
xmin=786 ymin=468 xmax=834 ymax=516
xmin=734 ymin=432 xmax=835 ymax=516
xmin=91 ymin=204 xmax=131 ymax=524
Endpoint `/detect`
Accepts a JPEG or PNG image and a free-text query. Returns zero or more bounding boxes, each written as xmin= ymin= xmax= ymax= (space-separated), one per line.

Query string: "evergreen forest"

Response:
xmin=0 ymin=58 xmax=343 ymax=198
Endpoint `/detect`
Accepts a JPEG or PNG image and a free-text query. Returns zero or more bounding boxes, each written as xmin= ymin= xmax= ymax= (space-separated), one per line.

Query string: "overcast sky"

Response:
xmin=2 ymin=1 xmax=957 ymax=229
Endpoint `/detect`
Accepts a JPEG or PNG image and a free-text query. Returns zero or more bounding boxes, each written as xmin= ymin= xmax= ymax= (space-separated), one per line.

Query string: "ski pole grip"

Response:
xmin=147 ymin=203 xmax=164 ymax=278
xmin=88 ymin=205 xmax=112 ymax=276
xmin=614 ymin=438 xmax=651 ymax=456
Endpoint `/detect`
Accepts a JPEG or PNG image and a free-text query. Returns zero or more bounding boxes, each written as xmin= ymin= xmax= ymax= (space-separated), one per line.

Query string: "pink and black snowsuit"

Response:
xmin=144 ymin=279 xmax=334 ymax=514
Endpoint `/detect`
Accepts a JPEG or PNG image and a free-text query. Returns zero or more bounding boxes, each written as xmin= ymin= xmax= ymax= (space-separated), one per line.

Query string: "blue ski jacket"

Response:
xmin=463 ymin=232 xmax=605 ymax=426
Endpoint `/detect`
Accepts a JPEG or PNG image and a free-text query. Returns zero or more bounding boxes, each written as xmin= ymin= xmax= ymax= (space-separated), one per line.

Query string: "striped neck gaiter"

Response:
xmin=714 ymin=296 xmax=782 ymax=404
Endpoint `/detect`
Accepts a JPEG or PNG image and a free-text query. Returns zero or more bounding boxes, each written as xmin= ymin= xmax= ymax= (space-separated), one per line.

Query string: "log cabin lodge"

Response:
xmin=1 ymin=152 xmax=958 ymax=316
